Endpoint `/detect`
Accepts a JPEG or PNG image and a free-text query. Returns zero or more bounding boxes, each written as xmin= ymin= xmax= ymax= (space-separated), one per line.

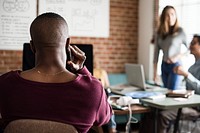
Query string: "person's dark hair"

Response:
xmin=31 ymin=12 xmax=66 ymax=25
xmin=157 ymin=5 xmax=179 ymax=39
xmin=30 ymin=12 xmax=67 ymax=33
xmin=193 ymin=34 xmax=200 ymax=44
xmin=39 ymin=12 xmax=64 ymax=18
xmin=30 ymin=12 xmax=69 ymax=44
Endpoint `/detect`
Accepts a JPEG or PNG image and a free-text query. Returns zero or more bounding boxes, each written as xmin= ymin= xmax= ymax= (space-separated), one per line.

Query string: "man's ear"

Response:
xmin=30 ymin=40 xmax=36 ymax=53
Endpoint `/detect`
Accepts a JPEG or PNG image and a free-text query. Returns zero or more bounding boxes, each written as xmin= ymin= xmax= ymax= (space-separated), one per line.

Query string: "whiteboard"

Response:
xmin=0 ymin=0 xmax=37 ymax=50
xmin=38 ymin=0 xmax=110 ymax=38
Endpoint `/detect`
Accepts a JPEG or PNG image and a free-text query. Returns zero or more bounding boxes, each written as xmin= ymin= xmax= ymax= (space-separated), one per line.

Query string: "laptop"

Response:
xmin=125 ymin=63 xmax=146 ymax=89
xmin=110 ymin=63 xmax=165 ymax=96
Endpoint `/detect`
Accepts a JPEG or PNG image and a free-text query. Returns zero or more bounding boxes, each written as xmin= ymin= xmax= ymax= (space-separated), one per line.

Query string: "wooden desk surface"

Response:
xmin=114 ymin=104 xmax=151 ymax=115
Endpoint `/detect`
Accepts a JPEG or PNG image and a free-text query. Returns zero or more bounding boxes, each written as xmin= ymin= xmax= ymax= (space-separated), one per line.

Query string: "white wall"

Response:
xmin=138 ymin=0 xmax=154 ymax=81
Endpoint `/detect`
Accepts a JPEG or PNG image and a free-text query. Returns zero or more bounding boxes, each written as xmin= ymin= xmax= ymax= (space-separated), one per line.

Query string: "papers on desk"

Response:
xmin=109 ymin=95 xmax=140 ymax=110
xmin=125 ymin=91 xmax=166 ymax=100
xmin=173 ymin=98 xmax=189 ymax=101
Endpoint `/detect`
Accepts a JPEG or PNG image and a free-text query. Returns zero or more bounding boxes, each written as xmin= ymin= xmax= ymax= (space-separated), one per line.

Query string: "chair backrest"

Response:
xmin=4 ymin=119 xmax=78 ymax=133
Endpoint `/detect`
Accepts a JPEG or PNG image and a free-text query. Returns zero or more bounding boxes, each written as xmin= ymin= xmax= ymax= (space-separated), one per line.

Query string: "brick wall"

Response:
xmin=0 ymin=0 xmax=138 ymax=74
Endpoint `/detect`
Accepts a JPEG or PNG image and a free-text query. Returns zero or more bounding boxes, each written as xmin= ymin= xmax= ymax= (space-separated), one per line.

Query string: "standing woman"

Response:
xmin=153 ymin=5 xmax=188 ymax=90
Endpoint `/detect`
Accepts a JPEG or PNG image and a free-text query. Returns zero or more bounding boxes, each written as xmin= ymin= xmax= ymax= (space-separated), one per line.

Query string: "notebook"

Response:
xmin=110 ymin=63 xmax=165 ymax=97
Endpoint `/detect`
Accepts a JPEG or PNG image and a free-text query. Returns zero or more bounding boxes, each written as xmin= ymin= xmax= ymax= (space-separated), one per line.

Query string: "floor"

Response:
xmin=168 ymin=120 xmax=200 ymax=133
xmin=111 ymin=123 xmax=140 ymax=133
xmin=104 ymin=124 xmax=139 ymax=133
xmin=88 ymin=123 xmax=140 ymax=133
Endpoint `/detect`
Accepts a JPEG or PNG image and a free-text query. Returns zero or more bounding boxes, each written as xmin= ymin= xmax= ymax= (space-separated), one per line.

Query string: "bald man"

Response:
xmin=0 ymin=12 xmax=112 ymax=133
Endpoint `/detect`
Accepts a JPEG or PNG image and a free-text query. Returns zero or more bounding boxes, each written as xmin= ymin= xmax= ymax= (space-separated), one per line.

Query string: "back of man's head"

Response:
xmin=30 ymin=12 xmax=69 ymax=47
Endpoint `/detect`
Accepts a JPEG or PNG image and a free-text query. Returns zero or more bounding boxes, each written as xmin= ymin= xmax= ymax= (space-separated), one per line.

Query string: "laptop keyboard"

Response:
xmin=110 ymin=84 xmax=142 ymax=95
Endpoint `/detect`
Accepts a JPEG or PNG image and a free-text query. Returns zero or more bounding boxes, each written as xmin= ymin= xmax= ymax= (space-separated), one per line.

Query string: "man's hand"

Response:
xmin=173 ymin=66 xmax=189 ymax=77
xmin=67 ymin=45 xmax=86 ymax=72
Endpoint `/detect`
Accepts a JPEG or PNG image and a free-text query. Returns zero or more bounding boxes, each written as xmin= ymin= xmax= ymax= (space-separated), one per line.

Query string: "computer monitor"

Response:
xmin=22 ymin=43 xmax=93 ymax=75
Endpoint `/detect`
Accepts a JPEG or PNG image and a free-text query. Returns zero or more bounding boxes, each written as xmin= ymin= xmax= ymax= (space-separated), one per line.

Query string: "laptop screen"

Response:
xmin=125 ymin=63 xmax=146 ymax=89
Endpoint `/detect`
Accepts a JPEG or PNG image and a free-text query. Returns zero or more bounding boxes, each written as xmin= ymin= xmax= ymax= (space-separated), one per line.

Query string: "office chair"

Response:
xmin=167 ymin=108 xmax=200 ymax=133
xmin=4 ymin=119 xmax=78 ymax=133
xmin=179 ymin=115 xmax=200 ymax=133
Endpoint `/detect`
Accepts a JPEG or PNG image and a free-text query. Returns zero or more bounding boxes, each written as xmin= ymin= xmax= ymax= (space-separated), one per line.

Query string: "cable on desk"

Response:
xmin=125 ymin=104 xmax=138 ymax=133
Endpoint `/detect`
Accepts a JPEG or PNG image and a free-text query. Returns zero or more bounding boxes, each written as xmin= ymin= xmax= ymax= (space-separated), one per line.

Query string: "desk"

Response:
xmin=110 ymin=96 xmax=151 ymax=115
xmin=109 ymin=96 xmax=150 ymax=132
xmin=141 ymin=94 xmax=200 ymax=133
xmin=113 ymin=104 xmax=151 ymax=115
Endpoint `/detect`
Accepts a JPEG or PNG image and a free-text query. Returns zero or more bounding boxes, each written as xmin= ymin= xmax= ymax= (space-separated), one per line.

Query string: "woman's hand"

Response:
xmin=153 ymin=74 xmax=160 ymax=85
xmin=67 ymin=45 xmax=86 ymax=72
xmin=166 ymin=56 xmax=179 ymax=64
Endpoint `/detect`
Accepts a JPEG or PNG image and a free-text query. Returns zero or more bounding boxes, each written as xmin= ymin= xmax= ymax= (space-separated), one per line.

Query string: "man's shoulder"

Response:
xmin=79 ymin=73 xmax=102 ymax=86
xmin=0 ymin=70 xmax=19 ymax=80
xmin=0 ymin=70 xmax=18 ymax=78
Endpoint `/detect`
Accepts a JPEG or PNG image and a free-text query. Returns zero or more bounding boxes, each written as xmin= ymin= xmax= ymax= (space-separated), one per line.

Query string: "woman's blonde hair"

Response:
xmin=157 ymin=5 xmax=179 ymax=39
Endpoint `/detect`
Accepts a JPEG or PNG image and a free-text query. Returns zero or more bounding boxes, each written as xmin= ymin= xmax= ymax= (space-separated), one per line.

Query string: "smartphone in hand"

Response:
xmin=66 ymin=45 xmax=73 ymax=71
xmin=66 ymin=46 xmax=72 ymax=62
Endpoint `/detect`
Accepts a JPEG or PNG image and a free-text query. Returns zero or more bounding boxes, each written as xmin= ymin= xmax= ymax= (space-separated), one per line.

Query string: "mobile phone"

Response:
xmin=66 ymin=45 xmax=73 ymax=62
xmin=66 ymin=46 xmax=73 ymax=71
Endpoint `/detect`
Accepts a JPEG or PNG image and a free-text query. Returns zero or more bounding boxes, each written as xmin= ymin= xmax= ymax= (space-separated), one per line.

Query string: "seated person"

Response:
xmin=158 ymin=34 xmax=200 ymax=133
xmin=93 ymin=56 xmax=117 ymax=133
xmin=0 ymin=12 xmax=112 ymax=133
xmin=94 ymin=67 xmax=110 ymax=89
xmin=93 ymin=56 xmax=110 ymax=88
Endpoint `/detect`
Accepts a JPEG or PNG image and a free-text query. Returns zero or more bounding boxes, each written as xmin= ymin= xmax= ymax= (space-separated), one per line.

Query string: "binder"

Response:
xmin=166 ymin=90 xmax=195 ymax=98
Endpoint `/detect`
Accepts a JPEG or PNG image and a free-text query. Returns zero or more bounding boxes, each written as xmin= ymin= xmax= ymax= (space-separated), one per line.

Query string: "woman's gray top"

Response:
xmin=153 ymin=27 xmax=187 ymax=63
